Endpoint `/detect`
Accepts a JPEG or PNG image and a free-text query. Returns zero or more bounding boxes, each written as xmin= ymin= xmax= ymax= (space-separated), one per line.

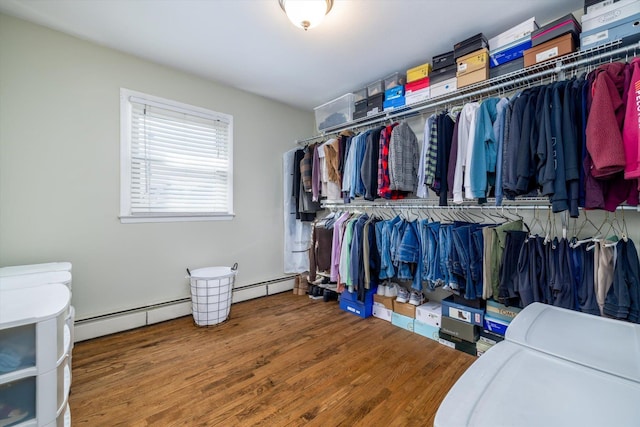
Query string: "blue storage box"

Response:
xmin=441 ymin=296 xmax=484 ymax=326
xmin=383 ymin=96 xmax=406 ymax=111
xmin=414 ymin=320 xmax=440 ymax=341
xmin=391 ymin=312 xmax=415 ymax=332
xmin=340 ymin=297 xmax=372 ymax=319
xmin=489 ymin=36 xmax=532 ymax=68
xmin=580 ymin=11 xmax=640 ymax=50
xmin=483 ymin=315 xmax=510 ymax=336
xmin=384 ymin=85 xmax=405 ymax=101
xmin=340 ymin=287 xmax=376 ymax=305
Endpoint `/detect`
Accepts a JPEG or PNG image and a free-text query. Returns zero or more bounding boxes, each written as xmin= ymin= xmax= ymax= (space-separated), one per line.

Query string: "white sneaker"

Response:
xmin=396 ymin=286 xmax=410 ymax=303
xmin=409 ymin=290 xmax=424 ymax=306
xmin=384 ymin=283 xmax=395 ymax=297
xmin=377 ymin=284 xmax=386 ymax=296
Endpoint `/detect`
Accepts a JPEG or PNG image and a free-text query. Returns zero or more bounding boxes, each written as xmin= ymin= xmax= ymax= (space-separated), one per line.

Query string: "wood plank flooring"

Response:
xmin=69 ymin=292 xmax=475 ymax=426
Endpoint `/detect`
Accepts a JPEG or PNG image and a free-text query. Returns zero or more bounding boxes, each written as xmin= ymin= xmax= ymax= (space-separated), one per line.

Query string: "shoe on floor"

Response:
xmin=408 ymin=290 xmax=424 ymax=306
xmin=396 ymin=286 xmax=410 ymax=304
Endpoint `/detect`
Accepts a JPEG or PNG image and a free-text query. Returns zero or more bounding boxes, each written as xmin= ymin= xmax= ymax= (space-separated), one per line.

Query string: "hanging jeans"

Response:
xmin=572 ymin=244 xmax=600 ymax=316
xmin=426 ymin=222 xmax=442 ymax=290
xmin=498 ymin=230 xmax=528 ymax=306
xmin=452 ymin=225 xmax=474 ymax=299
xmin=439 ymin=225 xmax=452 ymax=290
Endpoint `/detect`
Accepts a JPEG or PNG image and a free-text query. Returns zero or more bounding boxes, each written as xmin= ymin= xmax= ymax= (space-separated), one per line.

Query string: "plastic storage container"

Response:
xmin=353 ymin=87 xmax=367 ymax=102
xmin=314 ymin=93 xmax=355 ymax=132
xmin=188 ymin=263 xmax=238 ymax=326
xmin=366 ymin=79 xmax=384 ymax=97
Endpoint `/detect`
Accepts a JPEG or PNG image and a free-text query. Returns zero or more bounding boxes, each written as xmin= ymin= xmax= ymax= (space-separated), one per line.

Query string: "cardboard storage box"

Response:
xmin=406 ymin=62 xmax=432 ymax=82
xmin=531 ymin=13 xmax=581 ymax=47
xmin=581 ymin=0 xmax=640 ymax=32
xmin=414 ymin=320 xmax=440 ymax=341
xmin=441 ymin=315 xmax=480 ymax=343
xmin=391 ymin=312 xmax=415 ymax=332
xmin=314 ymin=93 xmax=355 ymax=132
xmin=457 ymin=68 xmax=489 ymax=88
xmin=489 ymin=57 xmax=525 ymax=79
xmin=430 ymin=63 xmax=457 ymax=85
xmin=405 ymin=76 xmax=430 ymax=93
xmin=483 ymin=314 xmax=510 ymax=336
xmin=393 ymin=299 xmax=416 ymax=318
xmin=374 ymin=294 xmax=394 ymax=310
xmin=430 ymin=77 xmax=457 ymax=98
xmin=383 ymin=96 xmax=406 ymax=111
xmin=438 ymin=331 xmax=477 ymax=356
xmin=585 ymin=0 xmax=620 ymax=13
xmin=580 ymin=10 xmax=640 ymax=49
xmin=404 ymin=88 xmax=430 ymax=105
xmin=486 ymin=299 xmax=522 ymax=322
xmin=366 ymin=93 xmax=384 ymax=116
xmin=456 ymin=48 xmax=489 ymax=76
xmin=479 ymin=329 xmax=505 ymax=345
xmin=489 ymin=17 xmax=538 ymax=51
xmin=384 ymin=86 xmax=405 ymax=101
xmin=441 ymin=296 xmax=484 ymax=326
xmin=373 ymin=302 xmax=392 ymax=322
xmin=416 ymin=301 xmax=442 ymax=327
xmin=454 ymin=32 xmax=489 ymax=59
xmin=489 ymin=36 xmax=532 ymax=67
xmin=524 ymin=33 xmax=576 ymax=67
xmin=432 ymin=50 xmax=455 ymax=70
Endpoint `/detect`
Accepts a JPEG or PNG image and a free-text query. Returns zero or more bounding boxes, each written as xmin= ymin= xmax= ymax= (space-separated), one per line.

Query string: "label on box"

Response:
xmin=438 ymin=338 xmax=456 ymax=349
xmin=449 ymin=307 xmax=471 ymax=322
xmin=373 ymin=303 xmax=392 ymax=322
xmin=582 ymin=29 xmax=609 ymax=46
xmin=458 ymin=63 xmax=468 ymax=73
xmin=367 ymin=107 xmax=380 ymax=116
xmin=587 ymin=0 xmax=616 ymax=13
xmin=536 ymin=46 xmax=559 ymax=62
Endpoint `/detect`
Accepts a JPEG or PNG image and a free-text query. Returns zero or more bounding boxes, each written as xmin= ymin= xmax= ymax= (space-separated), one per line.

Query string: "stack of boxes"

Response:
xmin=391 ymin=297 xmax=417 ymax=332
xmin=580 ymin=0 xmax=640 ymax=51
xmin=524 ymin=13 xmax=581 ymax=67
xmin=454 ymin=33 xmax=490 ymax=88
xmin=382 ymin=72 xmax=407 ymax=111
xmin=414 ymin=301 xmax=441 ymax=341
xmin=404 ymin=62 xmax=432 ymax=105
xmin=438 ymin=295 xmax=484 ymax=356
xmin=430 ymin=50 xmax=457 ymax=98
xmin=373 ymin=292 xmax=394 ymax=321
xmin=366 ymin=79 xmax=385 ymax=117
xmin=489 ymin=17 xmax=538 ymax=79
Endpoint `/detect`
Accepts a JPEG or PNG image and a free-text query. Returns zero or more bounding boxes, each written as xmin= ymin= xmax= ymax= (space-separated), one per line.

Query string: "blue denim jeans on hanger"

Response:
xmin=420 ymin=219 xmax=430 ymax=282
xmin=452 ymin=225 xmax=473 ymax=299
xmin=470 ymin=227 xmax=484 ymax=300
xmin=438 ymin=225 xmax=451 ymax=289
xmin=426 ymin=222 xmax=441 ymax=291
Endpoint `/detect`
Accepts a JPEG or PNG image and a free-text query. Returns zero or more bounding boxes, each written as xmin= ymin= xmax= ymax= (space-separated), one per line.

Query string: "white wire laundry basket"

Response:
xmin=187 ymin=263 xmax=238 ymax=326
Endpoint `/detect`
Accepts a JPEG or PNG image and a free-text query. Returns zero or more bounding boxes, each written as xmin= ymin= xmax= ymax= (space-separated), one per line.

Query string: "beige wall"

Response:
xmin=0 ymin=14 xmax=314 ymax=319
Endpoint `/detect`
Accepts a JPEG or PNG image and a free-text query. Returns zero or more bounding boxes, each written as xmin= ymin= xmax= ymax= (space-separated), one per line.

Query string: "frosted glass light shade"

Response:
xmin=279 ymin=0 xmax=334 ymax=31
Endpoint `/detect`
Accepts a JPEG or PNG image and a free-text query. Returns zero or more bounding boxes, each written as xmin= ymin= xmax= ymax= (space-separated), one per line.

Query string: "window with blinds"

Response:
xmin=120 ymin=89 xmax=234 ymax=222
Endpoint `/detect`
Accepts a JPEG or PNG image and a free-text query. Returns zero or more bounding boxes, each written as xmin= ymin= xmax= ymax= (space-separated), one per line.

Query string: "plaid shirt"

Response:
xmin=377 ymin=123 xmax=399 ymax=199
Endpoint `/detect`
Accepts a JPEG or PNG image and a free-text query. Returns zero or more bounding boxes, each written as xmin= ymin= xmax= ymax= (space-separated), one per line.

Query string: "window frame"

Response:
xmin=119 ymin=88 xmax=234 ymax=223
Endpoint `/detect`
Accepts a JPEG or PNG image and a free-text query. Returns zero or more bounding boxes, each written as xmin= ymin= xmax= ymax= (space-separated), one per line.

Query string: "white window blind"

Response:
xmin=120 ymin=89 xmax=234 ymax=222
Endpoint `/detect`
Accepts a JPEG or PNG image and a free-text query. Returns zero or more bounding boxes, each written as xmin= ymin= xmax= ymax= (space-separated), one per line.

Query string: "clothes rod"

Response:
xmin=322 ymin=202 xmax=640 ymax=212
xmin=296 ymin=40 xmax=639 ymax=143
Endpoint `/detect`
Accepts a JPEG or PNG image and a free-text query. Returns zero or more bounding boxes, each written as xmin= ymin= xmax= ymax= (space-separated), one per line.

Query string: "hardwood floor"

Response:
xmin=69 ymin=292 xmax=475 ymax=426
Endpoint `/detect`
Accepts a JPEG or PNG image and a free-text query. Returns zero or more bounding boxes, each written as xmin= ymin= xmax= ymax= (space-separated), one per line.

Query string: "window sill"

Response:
xmin=119 ymin=213 xmax=235 ymax=223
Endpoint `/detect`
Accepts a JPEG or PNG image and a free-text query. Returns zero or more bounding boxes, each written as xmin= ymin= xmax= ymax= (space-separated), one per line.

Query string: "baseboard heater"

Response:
xmin=74 ymin=276 xmax=295 ymax=342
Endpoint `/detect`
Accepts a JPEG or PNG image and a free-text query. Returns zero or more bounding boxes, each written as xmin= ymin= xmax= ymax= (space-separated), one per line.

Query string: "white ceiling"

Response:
xmin=0 ymin=0 xmax=584 ymax=111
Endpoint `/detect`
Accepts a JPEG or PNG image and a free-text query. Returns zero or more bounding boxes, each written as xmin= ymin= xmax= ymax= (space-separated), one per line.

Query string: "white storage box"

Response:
xmin=188 ymin=264 xmax=237 ymax=326
xmin=314 ymin=93 xmax=355 ymax=132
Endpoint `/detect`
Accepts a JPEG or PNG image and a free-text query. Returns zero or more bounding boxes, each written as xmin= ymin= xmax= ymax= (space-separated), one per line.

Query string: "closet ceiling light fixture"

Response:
xmin=278 ymin=0 xmax=334 ymax=31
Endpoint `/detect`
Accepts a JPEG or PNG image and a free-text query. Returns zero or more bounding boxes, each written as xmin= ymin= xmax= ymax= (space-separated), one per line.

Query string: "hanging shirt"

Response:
xmin=454 ymin=102 xmax=479 ymax=203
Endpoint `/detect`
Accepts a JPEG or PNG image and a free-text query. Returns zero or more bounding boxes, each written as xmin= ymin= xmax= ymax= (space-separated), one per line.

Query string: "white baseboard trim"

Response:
xmin=74 ymin=277 xmax=295 ymax=342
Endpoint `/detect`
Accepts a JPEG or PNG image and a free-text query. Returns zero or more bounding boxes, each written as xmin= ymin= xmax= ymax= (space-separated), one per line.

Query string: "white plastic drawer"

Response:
xmin=55 ymin=403 xmax=71 ymax=427
xmin=0 ymin=324 xmax=36 ymax=375
xmin=0 ymin=376 xmax=36 ymax=425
